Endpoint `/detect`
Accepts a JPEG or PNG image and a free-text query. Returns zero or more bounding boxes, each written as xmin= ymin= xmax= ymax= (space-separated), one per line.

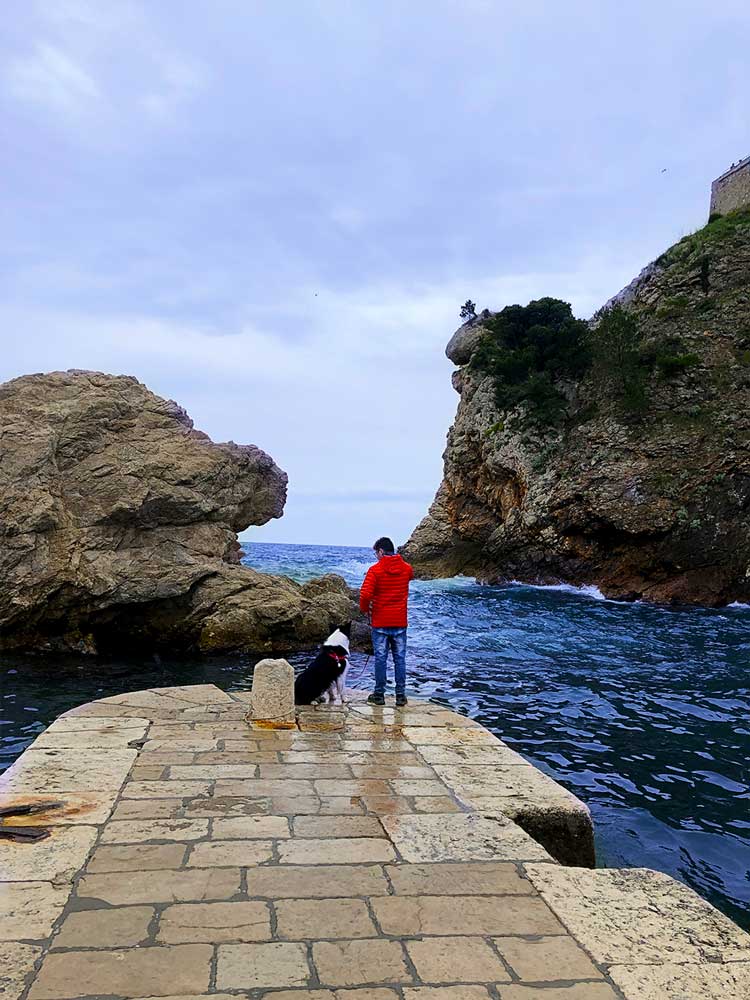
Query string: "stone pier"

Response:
xmin=1 ymin=684 xmax=749 ymax=999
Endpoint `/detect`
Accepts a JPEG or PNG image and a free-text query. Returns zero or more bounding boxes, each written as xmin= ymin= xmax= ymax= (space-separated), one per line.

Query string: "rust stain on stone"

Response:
xmin=0 ymin=796 xmax=95 ymax=826
xmin=250 ymin=720 xmax=298 ymax=730
xmin=0 ymin=799 xmax=65 ymax=842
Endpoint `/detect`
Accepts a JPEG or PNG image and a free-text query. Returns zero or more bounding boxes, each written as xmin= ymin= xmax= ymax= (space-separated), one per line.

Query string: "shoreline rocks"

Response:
xmin=0 ymin=370 xmax=356 ymax=654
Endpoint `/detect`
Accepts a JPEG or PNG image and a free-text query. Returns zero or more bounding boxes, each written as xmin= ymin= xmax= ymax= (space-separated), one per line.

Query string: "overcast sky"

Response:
xmin=1 ymin=1 xmax=748 ymax=546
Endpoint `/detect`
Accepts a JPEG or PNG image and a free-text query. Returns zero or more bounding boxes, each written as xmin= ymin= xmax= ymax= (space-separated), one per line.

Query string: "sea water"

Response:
xmin=2 ymin=541 xmax=749 ymax=929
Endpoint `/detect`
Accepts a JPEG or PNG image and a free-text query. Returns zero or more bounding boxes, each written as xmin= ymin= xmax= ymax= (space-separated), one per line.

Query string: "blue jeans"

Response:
xmin=372 ymin=626 xmax=407 ymax=696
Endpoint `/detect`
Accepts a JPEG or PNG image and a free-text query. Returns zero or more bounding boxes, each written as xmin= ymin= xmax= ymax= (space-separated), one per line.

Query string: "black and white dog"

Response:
xmin=294 ymin=624 xmax=351 ymax=705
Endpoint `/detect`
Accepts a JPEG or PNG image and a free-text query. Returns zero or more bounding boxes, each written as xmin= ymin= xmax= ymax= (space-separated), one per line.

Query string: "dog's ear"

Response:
xmin=337 ymin=621 xmax=352 ymax=638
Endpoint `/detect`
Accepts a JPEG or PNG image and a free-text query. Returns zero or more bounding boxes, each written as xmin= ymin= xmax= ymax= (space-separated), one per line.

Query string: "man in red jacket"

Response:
xmin=359 ymin=536 xmax=414 ymax=706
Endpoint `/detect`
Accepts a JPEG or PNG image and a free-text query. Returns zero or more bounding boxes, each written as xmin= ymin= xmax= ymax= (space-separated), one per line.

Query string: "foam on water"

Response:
xmin=505 ymin=580 xmax=611 ymax=601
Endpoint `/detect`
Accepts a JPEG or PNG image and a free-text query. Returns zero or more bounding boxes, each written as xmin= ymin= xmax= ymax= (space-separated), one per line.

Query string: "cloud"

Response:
xmin=141 ymin=52 xmax=208 ymax=120
xmin=6 ymin=41 xmax=101 ymax=114
xmin=2 ymin=0 xmax=749 ymax=544
xmin=4 ymin=3 xmax=207 ymax=135
xmin=35 ymin=0 xmax=135 ymax=36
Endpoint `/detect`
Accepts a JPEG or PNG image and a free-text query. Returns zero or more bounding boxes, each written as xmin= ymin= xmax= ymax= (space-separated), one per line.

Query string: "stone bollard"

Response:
xmin=247 ymin=658 xmax=296 ymax=729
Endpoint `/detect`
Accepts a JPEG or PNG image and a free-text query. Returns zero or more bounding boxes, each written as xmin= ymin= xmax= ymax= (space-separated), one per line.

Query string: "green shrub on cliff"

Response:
xmin=657 ymin=206 xmax=750 ymax=267
xmin=654 ymin=351 xmax=700 ymax=378
xmin=474 ymin=295 xmax=705 ymax=428
xmin=590 ymin=306 xmax=701 ymax=412
xmin=656 ymin=295 xmax=689 ymax=319
xmin=471 ymin=298 xmax=591 ymax=426
xmin=589 ymin=305 xmax=649 ymax=413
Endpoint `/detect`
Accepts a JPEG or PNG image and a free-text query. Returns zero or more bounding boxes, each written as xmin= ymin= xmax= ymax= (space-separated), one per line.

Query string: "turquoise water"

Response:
xmin=2 ymin=541 xmax=749 ymax=929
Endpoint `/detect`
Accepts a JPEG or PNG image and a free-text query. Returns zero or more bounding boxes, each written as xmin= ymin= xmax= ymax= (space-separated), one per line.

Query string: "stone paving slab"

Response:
xmin=495 ymin=934 xmax=604 ymax=981
xmin=27 ymin=943 xmax=213 ymax=999
xmin=0 ymin=942 xmax=44 ymax=1000
xmin=76 ymin=867 xmax=242 ymax=904
xmin=111 ymin=798 xmax=185 ymax=820
xmin=416 ymin=743 xmax=530 ymax=765
xmin=212 ymin=814 xmax=291 ymax=838
xmin=246 ymin=864 xmax=391 ymax=898
xmin=99 ymin=818 xmax=209 ymax=843
xmin=156 ymin=900 xmax=271 ymax=943
xmin=42 ymin=715 xmax=149 ymax=732
xmin=609 ymin=961 xmax=750 ymax=1000
xmin=407 ymin=935 xmax=510 ymax=984
xmin=430 ymin=761 xmax=595 ymax=866
xmin=31 ymin=725 xmax=149 ymax=750
xmin=313 ymin=939 xmax=412 ymax=987
xmin=217 ymin=940 xmax=310 ymax=989
xmin=268 ymin=992 xmax=399 ymax=1000
xmin=130 ymin=996 xmax=241 ymax=1000
xmin=0 ymin=748 xmax=136 ymax=793
xmin=0 ymin=882 xmax=70 ymax=940
xmin=498 ymin=987 xmax=619 ymax=999
xmin=86 ymin=843 xmax=188 ymax=872
xmin=371 ymin=894 xmax=565 ymax=936
xmin=380 ymin=812 xmax=553 ymax=863
xmin=385 ymin=861 xmax=536 ymax=896
xmin=292 ymin=815 xmax=385 ymax=838
xmin=0 ymin=825 xmax=99 ymax=882
xmin=186 ymin=837 xmax=274 ymax=866
xmin=278 ymin=836 xmax=397 ymax=864
xmin=52 ymin=906 xmax=154 ymax=949
xmin=2 ymin=682 xmax=748 ymax=1000
xmin=275 ymin=898 xmax=378 ymax=939
xmin=122 ymin=778 xmax=213 ymax=798
xmin=525 ymin=864 xmax=750 ymax=965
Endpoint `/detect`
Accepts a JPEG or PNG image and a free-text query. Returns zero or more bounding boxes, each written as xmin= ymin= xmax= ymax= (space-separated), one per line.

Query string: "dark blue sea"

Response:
xmin=2 ymin=541 xmax=749 ymax=929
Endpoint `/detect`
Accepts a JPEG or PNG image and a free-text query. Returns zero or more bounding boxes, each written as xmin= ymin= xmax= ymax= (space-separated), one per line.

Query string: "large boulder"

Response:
xmin=0 ymin=370 xmax=356 ymax=652
xmin=445 ymin=318 xmax=490 ymax=365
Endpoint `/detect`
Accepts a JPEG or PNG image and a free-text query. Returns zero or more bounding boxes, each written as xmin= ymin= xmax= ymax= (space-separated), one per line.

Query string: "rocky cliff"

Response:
xmin=404 ymin=209 xmax=750 ymax=605
xmin=0 ymin=370 xmax=355 ymax=652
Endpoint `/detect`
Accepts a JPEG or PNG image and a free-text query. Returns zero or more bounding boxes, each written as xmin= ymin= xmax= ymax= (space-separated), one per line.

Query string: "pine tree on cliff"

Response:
xmin=460 ymin=300 xmax=477 ymax=323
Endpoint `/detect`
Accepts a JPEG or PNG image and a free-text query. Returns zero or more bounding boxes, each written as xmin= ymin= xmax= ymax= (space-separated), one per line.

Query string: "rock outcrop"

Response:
xmin=0 ymin=370 xmax=356 ymax=652
xmin=405 ymin=210 xmax=750 ymax=605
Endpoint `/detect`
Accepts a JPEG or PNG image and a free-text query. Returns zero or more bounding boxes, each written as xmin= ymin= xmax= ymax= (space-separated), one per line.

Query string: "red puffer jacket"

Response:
xmin=359 ymin=554 xmax=414 ymax=628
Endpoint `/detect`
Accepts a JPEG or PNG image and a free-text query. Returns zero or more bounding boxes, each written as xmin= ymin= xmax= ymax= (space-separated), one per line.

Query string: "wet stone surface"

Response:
xmin=2 ymin=683 xmax=748 ymax=1000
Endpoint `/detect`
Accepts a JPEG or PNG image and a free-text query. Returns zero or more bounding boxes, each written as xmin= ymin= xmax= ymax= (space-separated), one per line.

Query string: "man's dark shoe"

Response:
xmin=395 ymin=694 xmax=408 ymax=707
xmin=367 ymin=693 xmax=385 ymax=706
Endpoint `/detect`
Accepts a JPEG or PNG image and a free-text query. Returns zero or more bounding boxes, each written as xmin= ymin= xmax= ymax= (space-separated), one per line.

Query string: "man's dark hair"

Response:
xmin=373 ymin=536 xmax=395 ymax=554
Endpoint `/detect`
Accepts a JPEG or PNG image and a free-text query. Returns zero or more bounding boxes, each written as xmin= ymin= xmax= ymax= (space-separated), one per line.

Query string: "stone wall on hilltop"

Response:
xmin=710 ymin=156 xmax=750 ymax=217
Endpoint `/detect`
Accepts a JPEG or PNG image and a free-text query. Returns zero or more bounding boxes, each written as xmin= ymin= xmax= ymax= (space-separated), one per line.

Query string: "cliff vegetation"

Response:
xmin=404 ymin=207 xmax=750 ymax=605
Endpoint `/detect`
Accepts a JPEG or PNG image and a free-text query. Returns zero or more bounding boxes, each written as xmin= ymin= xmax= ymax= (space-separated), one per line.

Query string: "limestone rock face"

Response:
xmin=404 ymin=212 xmax=750 ymax=605
xmin=445 ymin=319 xmax=490 ymax=365
xmin=0 ymin=370 xmax=355 ymax=652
